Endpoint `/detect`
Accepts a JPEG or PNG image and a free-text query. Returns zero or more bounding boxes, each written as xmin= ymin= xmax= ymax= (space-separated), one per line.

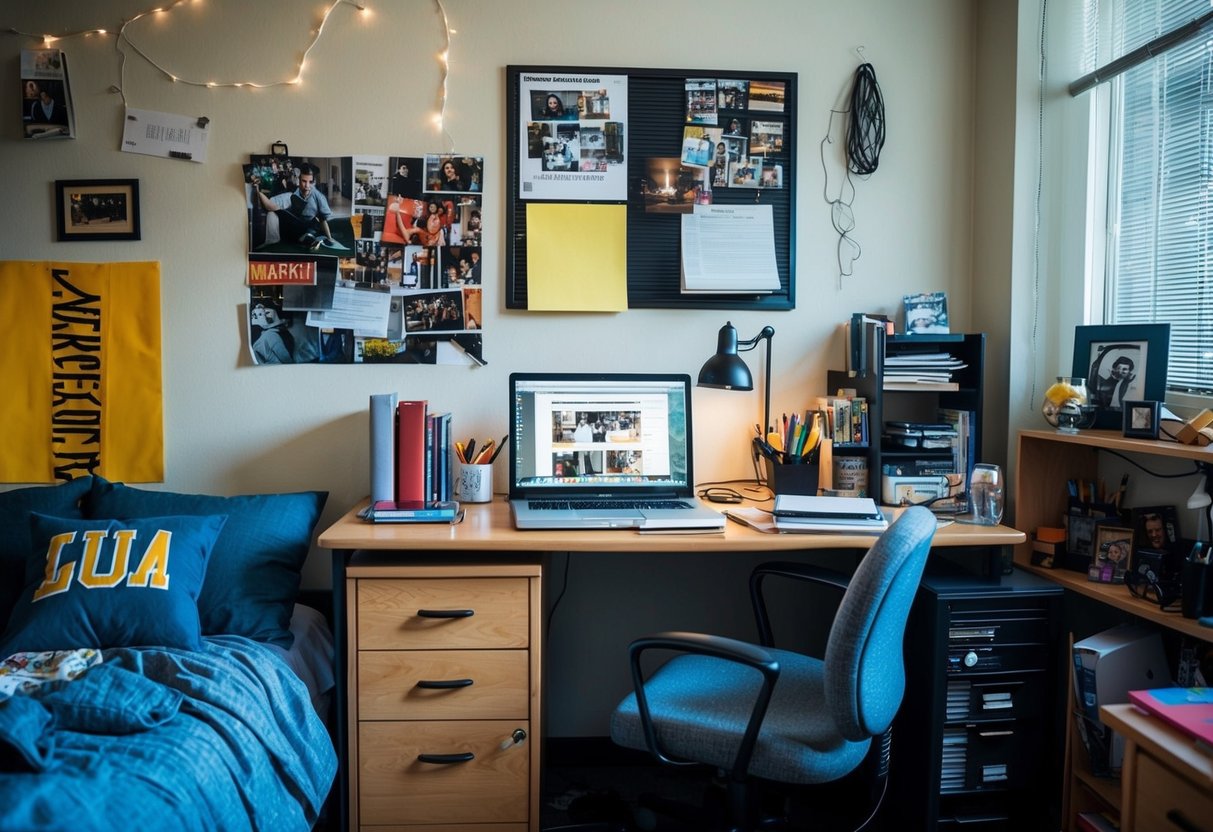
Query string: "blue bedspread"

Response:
xmin=0 ymin=636 xmax=336 ymax=832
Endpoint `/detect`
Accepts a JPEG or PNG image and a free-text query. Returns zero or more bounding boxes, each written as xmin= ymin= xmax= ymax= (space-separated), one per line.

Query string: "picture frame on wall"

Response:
xmin=1123 ymin=399 xmax=1161 ymax=439
xmin=1071 ymin=324 xmax=1170 ymax=429
xmin=55 ymin=179 xmax=141 ymax=241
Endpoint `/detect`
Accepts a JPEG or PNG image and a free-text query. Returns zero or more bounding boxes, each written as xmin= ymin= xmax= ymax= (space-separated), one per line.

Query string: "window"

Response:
xmin=1093 ymin=0 xmax=1213 ymax=395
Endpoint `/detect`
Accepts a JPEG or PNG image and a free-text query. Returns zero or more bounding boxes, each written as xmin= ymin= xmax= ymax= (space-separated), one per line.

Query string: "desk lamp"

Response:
xmin=697 ymin=321 xmax=776 ymax=441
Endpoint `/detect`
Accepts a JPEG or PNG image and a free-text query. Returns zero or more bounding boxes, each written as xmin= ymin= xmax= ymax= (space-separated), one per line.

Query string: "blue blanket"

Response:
xmin=0 ymin=636 xmax=336 ymax=831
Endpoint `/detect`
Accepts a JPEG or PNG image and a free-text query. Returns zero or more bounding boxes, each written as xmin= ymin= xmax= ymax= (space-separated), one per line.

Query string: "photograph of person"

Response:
xmin=530 ymin=91 xmax=579 ymax=121
xmin=685 ymin=78 xmax=718 ymax=125
xmin=247 ymin=159 xmax=354 ymax=253
xmin=424 ymin=155 xmax=484 ymax=194
xmin=1088 ymin=343 xmax=1145 ymax=410
xmin=680 ymin=126 xmax=716 ymax=168
xmin=24 ymin=78 xmax=68 ymax=126
xmin=1092 ymin=526 xmax=1134 ymax=583
xmin=730 ymin=156 xmax=760 ymax=187
xmin=248 ymin=289 xmax=319 ymax=365
xmin=403 ymin=290 xmax=465 ymax=333
xmin=717 ymin=80 xmax=749 ymax=110
xmin=581 ymin=88 xmax=611 ymax=119
xmin=1130 ymin=506 xmax=1180 ymax=573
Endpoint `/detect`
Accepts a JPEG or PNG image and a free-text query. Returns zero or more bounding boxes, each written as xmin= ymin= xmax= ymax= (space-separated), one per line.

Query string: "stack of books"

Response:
xmin=882 ymin=351 xmax=967 ymax=390
xmin=771 ymin=494 xmax=889 ymax=533
xmin=364 ymin=393 xmax=460 ymax=523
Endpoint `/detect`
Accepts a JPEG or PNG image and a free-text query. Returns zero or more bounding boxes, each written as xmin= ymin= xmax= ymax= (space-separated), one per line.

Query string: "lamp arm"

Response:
xmin=737 ymin=326 xmax=775 ymax=434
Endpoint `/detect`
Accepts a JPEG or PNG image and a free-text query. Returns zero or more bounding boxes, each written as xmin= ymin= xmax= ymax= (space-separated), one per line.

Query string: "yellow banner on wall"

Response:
xmin=0 ymin=261 xmax=163 ymax=483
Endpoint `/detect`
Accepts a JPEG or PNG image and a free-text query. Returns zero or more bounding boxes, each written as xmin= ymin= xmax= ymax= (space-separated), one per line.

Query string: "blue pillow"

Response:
xmin=85 ymin=480 xmax=327 ymax=649
xmin=0 ymin=478 xmax=93 ymax=634
xmin=0 ymin=513 xmax=224 ymax=655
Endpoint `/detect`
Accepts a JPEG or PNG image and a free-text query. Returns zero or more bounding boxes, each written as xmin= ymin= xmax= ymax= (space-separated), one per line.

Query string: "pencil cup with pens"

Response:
xmin=1181 ymin=541 xmax=1213 ymax=619
xmin=454 ymin=435 xmax=507 ymax=504
xmin=756 ymin=411 xmax=823 ymax=496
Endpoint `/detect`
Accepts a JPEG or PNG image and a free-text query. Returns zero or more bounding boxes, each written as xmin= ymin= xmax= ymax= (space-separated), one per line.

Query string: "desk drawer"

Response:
xmin=359 ymin=720 xmax=530 ymax=826
xmin=1133 ymin=751 xmax=1213 ymax=832
xmin=359 ymin=649 xmax=529 ymax=720
xmin=357 ymin=578 xmax=530 ymax=649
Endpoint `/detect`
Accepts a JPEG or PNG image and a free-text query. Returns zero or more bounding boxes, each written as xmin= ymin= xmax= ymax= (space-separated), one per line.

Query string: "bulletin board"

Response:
xmin=506 ymin=65 xmax=797 ymax=311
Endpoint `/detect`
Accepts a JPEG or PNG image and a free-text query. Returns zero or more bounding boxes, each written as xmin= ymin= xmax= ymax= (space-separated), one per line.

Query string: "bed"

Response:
xmin=0 ymin=477 xmax=337 ymax=832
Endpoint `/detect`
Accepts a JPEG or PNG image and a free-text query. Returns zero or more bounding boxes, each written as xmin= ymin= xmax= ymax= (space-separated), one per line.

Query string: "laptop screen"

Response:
xmin=509 ymin=373 xmax=695 ymax=498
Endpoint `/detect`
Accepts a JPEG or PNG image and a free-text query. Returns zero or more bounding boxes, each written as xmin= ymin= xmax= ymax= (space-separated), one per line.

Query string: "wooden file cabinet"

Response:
xmin=345 ymin=561 xmax=542 ymax=832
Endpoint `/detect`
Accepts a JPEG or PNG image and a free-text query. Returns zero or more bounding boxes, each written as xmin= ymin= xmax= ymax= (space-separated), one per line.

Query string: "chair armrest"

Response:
xmin=628 ymin=631 xmax=779 ymax=778
xmin=750 ymin=560 xmax=852 ymax=647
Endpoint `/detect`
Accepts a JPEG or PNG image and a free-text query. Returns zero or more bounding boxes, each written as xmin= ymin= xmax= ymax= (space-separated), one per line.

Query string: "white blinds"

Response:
xmin=1095 ymin=0 xmax=1213 ymax=394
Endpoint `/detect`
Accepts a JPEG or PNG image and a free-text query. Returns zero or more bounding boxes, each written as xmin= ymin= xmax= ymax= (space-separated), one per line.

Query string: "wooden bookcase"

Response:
xmin=1011 ymin=428 xmax=1213 ymax=831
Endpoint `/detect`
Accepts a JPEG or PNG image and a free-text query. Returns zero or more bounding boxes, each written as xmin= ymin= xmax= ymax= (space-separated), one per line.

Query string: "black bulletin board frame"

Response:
xmin=506 ymin=65 xmax=797 ymax=310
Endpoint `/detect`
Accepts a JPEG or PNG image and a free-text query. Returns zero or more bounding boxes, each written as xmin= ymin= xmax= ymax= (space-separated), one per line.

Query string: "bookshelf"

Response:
xmin=826 ymin=332 xmax=985 ymax=505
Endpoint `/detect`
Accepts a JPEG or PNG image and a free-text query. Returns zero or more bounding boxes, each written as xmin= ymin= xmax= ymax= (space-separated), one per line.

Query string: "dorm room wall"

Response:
xmin=4 ymin=0 xmax=999 ymax=735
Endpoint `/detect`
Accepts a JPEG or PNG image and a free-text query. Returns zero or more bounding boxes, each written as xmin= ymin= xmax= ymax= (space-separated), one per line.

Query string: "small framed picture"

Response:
xmin=1090 ymin=525 xmax=1134 ymax=584
xmin=1123 ymin=400 xmax=1160 ymax=439
xmin=55 ymin=179 xmax=141 ymax=241
xmin=1071 ymin=324 xmax=1170 ymax=429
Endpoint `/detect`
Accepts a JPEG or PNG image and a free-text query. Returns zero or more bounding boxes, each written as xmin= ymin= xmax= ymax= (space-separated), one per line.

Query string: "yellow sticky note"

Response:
xmin=525 ymin=203 xmax=627 ymax=311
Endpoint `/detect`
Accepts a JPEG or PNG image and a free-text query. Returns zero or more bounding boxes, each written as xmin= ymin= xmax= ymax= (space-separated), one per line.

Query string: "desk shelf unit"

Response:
xmin=827 ymin=332 xmax=984 ymax=505
xmin=1012 ymin=428 xmax=1213 ymax=832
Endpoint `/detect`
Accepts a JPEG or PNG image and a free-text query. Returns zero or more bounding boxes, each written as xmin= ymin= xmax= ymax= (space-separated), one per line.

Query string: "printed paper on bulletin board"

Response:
xmin=0 ymin=260 xmax=164 ymax=483
xmin=525 ymin=203 xmax=627 ymax=311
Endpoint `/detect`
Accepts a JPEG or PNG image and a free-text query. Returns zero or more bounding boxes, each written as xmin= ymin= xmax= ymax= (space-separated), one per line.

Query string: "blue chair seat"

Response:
xmin=612 ymin=647 xmax=869 ymax=784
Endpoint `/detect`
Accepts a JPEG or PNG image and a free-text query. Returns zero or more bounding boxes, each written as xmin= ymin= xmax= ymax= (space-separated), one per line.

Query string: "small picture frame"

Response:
xmin=1090 ymin=525 xmax=1134 ymax=584
xmin=1123 ymin=399 xmax=1160 ymax=439
xmin=55 ymin=179 xmax=141 ymax=241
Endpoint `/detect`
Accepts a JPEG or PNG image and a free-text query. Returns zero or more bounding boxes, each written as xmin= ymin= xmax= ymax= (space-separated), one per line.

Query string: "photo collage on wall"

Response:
xmin=242 ymin=152 xmax=485 ymax=365
xmin=643 ymin=76 xmax=788 ymax=214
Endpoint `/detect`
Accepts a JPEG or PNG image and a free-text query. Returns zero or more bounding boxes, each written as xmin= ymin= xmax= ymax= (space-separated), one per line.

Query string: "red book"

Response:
xmin=1128 ymin=687 xmax=1213 ymax=747
xmin=395 ymin=400 xmax=427 ymax=503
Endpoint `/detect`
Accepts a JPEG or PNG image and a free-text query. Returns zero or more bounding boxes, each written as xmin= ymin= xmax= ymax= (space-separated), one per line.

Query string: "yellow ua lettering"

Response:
xmin=32 ymin=532 xmax=77 ymax=601
xmin=76 ymin=528 xmax=132 ymax=589
xmin=127 ymin=530 xmax=172 ymax=589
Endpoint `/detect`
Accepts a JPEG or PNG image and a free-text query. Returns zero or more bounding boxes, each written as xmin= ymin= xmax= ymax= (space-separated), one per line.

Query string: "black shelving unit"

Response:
xmin=827 ymin=332 xmax=985 ymax=505
xmin=891 ymin=569 xmax=1065 ymax=830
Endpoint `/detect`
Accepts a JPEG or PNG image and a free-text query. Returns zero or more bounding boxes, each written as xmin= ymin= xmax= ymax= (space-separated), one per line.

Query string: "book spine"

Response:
xmin=396 ymin=400 xmax=427 ymax=503
xmin=425 ymin=413 xmax=436 ymax=503
xmin=369 ymin=392 xmax=398 ymax=504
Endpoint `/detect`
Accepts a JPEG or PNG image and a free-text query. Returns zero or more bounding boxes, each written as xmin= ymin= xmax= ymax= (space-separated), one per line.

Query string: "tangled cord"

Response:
xmin=847 ymin=63 xmax=886 ymax=175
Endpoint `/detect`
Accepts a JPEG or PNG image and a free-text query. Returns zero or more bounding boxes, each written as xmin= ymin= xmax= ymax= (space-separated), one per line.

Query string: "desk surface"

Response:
xmin=318 ymin=498 xmax=1027 ymax=553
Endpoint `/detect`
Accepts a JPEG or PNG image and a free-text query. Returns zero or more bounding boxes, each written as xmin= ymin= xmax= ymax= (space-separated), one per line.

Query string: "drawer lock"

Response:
xmin=499 ymin=728 xmax=527 ymax=750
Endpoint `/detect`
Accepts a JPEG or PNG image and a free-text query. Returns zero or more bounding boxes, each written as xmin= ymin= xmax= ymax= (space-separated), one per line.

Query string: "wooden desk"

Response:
xmin=320 ymin=498 xmax=1025 ymax=832
xmin=1100 ymin=703 xmax=1213 ymax=832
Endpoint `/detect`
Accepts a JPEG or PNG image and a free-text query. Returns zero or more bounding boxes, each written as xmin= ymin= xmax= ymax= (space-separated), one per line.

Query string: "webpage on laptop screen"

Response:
xmin=513 ymin=380 xmax=689 ymax=488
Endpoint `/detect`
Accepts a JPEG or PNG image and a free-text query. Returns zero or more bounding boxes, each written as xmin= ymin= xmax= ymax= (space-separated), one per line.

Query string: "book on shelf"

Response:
xmin=396 ymin=400 xmax=428 ymax=504
xmin=369 ymin=392 xmax=398 ymax=504
xmin=817 ymin=393 xmax=869 ymax=446
xmin=843 ymin=312 xmax=890 ymax=378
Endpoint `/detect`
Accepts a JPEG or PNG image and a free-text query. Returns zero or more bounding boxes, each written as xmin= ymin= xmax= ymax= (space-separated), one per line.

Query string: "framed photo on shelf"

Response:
xmin=1123 ymin=399 xmax=1160 ymax=439
xmin=55 ymin=179 xmax=141 ymax=242
xmin=1089 ymin=524 xmax=1134 ymax=584
xmin=1071 ymin=324 xmax=1170 ymax=429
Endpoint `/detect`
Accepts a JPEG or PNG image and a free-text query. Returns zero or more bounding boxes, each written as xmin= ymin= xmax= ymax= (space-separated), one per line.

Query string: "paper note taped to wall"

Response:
xmin=122 ymin=107 xmax=210 ymax=163
xmin=525 ymin=203 xmax=627 ymax=311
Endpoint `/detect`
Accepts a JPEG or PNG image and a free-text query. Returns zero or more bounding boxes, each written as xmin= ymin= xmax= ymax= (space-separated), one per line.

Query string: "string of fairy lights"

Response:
xmin=6 ymin=0 xmax=456 ymax=145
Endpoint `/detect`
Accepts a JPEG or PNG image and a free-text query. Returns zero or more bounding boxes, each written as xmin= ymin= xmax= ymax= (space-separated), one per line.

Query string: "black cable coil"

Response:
xmin=847 ymin=62 xmax=885 ymax=175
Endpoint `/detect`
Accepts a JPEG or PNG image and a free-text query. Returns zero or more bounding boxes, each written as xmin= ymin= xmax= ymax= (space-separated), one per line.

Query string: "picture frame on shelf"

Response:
xmin=1071 ymin=324 xmax=1170 ymax=429
xmin=55 ymin=179 xmax=141 ymax=241
xmin=1123 ymin=399 xmax=1160 ymax=439
xmin=1089 ymin=524 xmax=1134 ymax=584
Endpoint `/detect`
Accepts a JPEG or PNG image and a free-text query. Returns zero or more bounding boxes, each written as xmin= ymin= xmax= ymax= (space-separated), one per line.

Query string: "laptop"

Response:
xmin=508 ymin=372 xmax=726 ymax=531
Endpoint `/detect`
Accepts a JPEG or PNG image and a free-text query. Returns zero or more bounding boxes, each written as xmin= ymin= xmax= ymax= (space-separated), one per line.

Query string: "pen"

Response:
xmin=473 ymin=440 xmax=495 ymax=464
xmin=487 ymin=434 xmax=509 ymax=464
xmin=465 ymin=438 xmax=477 ymax=464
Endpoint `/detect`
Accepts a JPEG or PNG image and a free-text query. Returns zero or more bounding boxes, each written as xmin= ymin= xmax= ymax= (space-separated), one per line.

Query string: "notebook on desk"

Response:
xmin=508 ymin=372 xmax=726 ymax=531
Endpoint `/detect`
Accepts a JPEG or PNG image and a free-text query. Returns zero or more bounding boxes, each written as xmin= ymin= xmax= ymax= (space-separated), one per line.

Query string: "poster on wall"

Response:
xmin=517 ymin=72 xmax=628 ymax=201
xmin=21 ymin=49 xmax=75 ymax=140
xmin=0 ymin=260 xmax=163 ymax=483
xmin=242 ymin=152 xmax=485 ymax=365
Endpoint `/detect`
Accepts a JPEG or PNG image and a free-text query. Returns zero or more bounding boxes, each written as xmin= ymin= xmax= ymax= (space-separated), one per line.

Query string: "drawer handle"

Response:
xmin=1165 ymin=809 xmax=1207 ymax=832
xmin=416 ymin=608 xmax=474 ymax=618
xmin=977 ymin=730 xmax=1014 ymax=737
xmin=417 ymin=752 xmax=475 ymax=764
xmin=416 ymin=678 xmax=474 ymax=689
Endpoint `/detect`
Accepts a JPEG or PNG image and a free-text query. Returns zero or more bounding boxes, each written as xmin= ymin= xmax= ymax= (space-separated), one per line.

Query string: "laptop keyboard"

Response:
xmin=529 ymin=500 xmax=691 ymax=510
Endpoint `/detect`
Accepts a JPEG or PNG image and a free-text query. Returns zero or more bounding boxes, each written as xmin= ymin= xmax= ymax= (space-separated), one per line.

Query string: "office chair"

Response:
xmin=608 ymin=506 xmax=936 ymax=831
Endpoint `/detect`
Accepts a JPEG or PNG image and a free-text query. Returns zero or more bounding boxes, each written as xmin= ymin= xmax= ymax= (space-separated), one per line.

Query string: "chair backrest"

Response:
xmin=823 ymin=505 xmax=935 ymax=741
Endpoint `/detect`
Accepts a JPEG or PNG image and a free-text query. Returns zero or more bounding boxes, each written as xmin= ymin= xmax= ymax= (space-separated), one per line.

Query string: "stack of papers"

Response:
xmin=771 ymin=494 xmax=888 ymax=533
xmin=883 ymin=352 xmax=967 ymax=388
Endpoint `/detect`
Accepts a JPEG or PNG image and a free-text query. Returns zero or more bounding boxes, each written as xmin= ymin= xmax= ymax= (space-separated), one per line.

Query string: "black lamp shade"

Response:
xmin=697 ymin=322 xmax=754 ymax=390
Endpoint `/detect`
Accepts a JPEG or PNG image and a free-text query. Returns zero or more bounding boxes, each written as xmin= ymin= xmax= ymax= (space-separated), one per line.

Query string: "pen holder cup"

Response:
xmin=1180 ymin=557 xmax=1213 ymax=619
xmin=764 ymin=458 xmax=820 ymax=497
xmin=455 ymin=462 xmax=494 ymax=504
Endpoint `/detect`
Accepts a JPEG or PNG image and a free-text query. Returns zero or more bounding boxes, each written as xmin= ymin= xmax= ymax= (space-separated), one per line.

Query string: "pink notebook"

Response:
xmin=1128 ymin=687 xmax=1213 ymax=747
